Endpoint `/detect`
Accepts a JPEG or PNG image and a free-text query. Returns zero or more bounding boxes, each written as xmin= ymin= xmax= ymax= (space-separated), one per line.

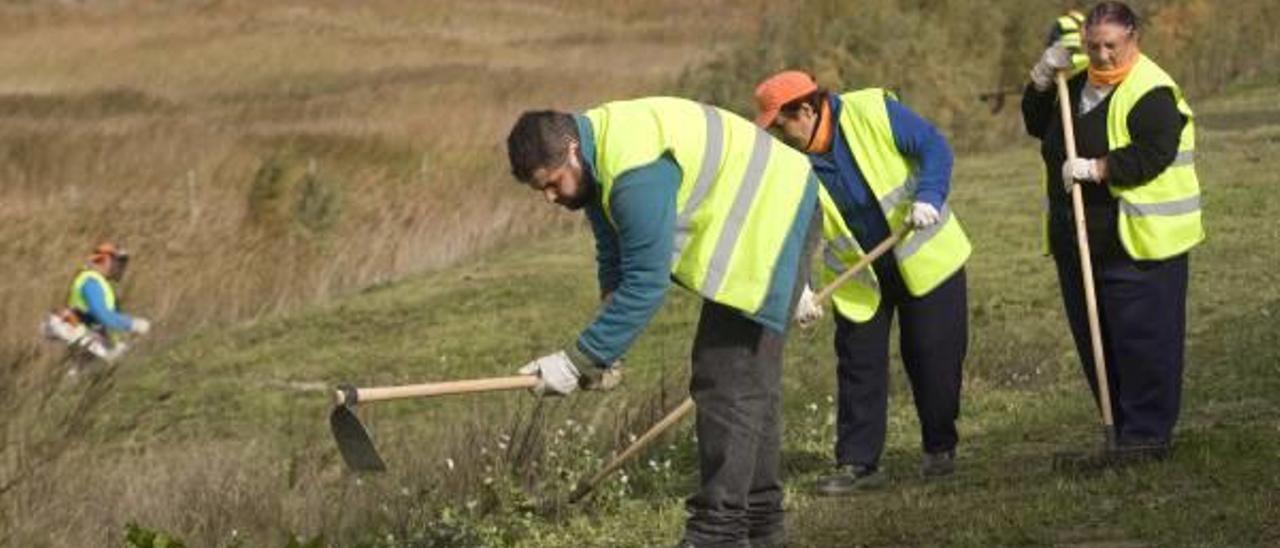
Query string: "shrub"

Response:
xmin=246 ymin=155 xmax=342 ymax=235
xmin=679 ymin=0 xmax=1280 ymax=151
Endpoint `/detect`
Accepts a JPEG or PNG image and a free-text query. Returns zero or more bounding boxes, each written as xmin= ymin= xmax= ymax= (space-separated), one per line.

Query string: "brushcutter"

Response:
xmin=330 ymin=375 xmax=538 ymax=472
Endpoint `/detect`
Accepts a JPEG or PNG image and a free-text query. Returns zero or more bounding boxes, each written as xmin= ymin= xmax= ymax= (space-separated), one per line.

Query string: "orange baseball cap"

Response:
xmin=753 ymin=70 xmax=818 ymax=128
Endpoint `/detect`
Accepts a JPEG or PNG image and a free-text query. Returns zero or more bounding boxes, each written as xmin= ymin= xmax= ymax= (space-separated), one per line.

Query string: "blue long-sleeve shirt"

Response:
xmin=572 ymin=115 xmax=813 ymax=366
xmin=809 ymin=93 xmax=953 ymax=251
xmin=80 ymin=276 xmax=135 ymax=331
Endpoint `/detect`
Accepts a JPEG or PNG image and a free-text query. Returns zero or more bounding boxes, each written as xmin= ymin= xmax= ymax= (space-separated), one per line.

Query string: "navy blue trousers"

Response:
xmin=1053 ymin=251 xmax=1189 ymax=444
xmin=833 ymin=265 xmax=968 ymax=468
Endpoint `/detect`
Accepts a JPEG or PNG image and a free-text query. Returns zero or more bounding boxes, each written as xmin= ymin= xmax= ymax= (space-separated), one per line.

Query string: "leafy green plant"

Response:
xmin=124 ymin=522 xmax=187 ymax=548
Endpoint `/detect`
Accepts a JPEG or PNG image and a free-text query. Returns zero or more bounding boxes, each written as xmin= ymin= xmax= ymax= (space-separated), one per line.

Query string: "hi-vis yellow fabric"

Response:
xmin=818 ymin=89 xmax=971 ymax=322
xmin=68 ymin=269 xmax=115 ymax=314
xmin=1105 ymin=54 xmax=1204 ymax=259
xmin=1057 ymin=11 xmax=1090 ymax=75
xmin=583 ymin=97 xmax=815 ymax=316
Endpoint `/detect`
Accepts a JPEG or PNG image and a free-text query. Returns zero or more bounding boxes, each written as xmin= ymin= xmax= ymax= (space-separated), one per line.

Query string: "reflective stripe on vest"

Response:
xmin=1106 ymin=54 xmax=1205 ymax=259
xmin=68 ymin=269 xmax=116 ymax=314
xmin=817 ymin=187 xmax=880 ymax=321
xmin=817 ymin=89 xmax=970 ymax=322
xmin=671 ymin=104 xmax=724 ymax=263
xmin=585 ymin=97 xmax=815 ymax=315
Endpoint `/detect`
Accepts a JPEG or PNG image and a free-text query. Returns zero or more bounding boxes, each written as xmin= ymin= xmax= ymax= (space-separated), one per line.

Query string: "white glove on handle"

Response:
xmin=909 ymin=201 xmax=942 ymax=228
xmin=518 ymin=350 xmax=581 ymax=396
xmin=1061 ymin=158 xmax=1099 ymax=192
xmin=1030 ymin=44 xmax=1073 ymax=91
xmin=794 ymin=285 xmax=824 ymax=327
xmin=131 ymin=317 xmax=151 ymax=335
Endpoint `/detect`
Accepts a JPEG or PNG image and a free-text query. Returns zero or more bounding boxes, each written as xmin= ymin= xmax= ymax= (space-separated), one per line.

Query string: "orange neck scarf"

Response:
xmin=1088 ymin=50 xmax=1140 ymax=87
xmin=805 ymin=99 xmax=834 ymax=154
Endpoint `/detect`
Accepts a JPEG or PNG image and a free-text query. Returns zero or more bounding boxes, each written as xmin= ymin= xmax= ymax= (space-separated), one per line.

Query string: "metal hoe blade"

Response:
xmin=330 ymin=405 xmax=387 ymax=472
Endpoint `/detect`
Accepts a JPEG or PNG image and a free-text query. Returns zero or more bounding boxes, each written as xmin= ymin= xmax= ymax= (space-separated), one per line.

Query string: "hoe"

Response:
xmin=330 ymin=375 xmax=538 ymax=472
xmin=1050 ymin=70 xmax=1130 ymax=471
xmin=330 ymin=374 xmax=697 ymax=500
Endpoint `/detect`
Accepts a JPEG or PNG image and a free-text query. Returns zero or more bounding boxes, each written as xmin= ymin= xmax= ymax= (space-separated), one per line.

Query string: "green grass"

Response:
xmin=18 ymin=81 xmax=1280 ymax=546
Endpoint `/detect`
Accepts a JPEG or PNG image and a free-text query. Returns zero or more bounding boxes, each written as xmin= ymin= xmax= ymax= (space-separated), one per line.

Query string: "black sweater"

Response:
xmin=1021 ymin=73 xmax=1185 ymax=258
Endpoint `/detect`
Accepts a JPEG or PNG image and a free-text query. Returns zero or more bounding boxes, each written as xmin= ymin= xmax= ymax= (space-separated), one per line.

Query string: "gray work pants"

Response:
xmin=682 ymin=208 xmax=818 ymax=548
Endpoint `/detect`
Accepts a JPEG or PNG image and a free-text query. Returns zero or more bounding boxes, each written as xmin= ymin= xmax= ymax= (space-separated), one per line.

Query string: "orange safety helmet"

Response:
xmin=753 ymin=70 xmax=819 ymax=128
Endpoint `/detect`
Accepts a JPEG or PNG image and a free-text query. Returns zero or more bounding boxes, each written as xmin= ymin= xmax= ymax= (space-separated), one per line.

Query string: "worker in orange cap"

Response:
xmin=755 ymin=71 xmax=970 ymax=495
xmin=43 ymin=242 xmax=151 ymax=363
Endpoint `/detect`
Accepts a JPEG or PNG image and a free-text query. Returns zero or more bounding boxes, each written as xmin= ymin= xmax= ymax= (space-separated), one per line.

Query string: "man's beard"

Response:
xmin=560 ymin=180 xmax=596 ymax=211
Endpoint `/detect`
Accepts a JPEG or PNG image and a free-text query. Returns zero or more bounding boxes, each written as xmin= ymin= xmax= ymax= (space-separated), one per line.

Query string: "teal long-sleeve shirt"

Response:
xmin=572 ymin=115 xmax=813 ymax=367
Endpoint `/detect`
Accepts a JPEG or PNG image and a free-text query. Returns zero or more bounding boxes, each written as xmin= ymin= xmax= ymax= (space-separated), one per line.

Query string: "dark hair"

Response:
xmin=506 ymin=110 xmax=579 ymax=183
xmin=779 ymin=89 xmax=828 ymax=118
xmin=1086 ymin=1 xmax=1139 ymax=33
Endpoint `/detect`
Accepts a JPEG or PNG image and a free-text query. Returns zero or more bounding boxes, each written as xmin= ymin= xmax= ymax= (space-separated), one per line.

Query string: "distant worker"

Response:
xmin=1022 ymin=1 xmax=1203 ymax=462
xmin=506 ymin=97 xmax=820 ymax=547
xmin=43 ymin=242 xmax=151 ymax=363
xmin=754 ymin=70 xmax=971 ymax=495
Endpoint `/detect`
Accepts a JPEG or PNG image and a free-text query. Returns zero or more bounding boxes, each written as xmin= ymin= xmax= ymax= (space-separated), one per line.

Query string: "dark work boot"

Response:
xmin=814 ymin=465 xmax=885 ymax=496
xmin=1110 ymin=440 xmax=1173 ymax=466
xmin=920 ymin=450 xmax=956 ymax=478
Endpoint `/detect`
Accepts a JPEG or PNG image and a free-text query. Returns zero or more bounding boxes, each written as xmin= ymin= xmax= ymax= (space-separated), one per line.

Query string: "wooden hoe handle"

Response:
xmin=570 ymin=397 xmax=696 ymax=503
xmin=333 ymin=375 xmax=539 ymax=406
xmin=1056 ymin=71 xmax=1116 ymax=442
xmin=812 ymin=227 xmax=910 ymax=306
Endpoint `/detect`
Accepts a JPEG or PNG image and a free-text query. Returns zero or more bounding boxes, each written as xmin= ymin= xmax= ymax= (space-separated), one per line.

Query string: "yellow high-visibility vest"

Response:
xmin=68 ymin=269 xmax=116 ymax=315
xmin=1106 ymin=54 xmax=1204 ymax=259
xmin=817 ymin=89 xmax=971 ymax=322
xmin=1056 ymin=11 xmax=1090 ymax=74
xmin=1039 ymin=55 xmax=1205 ymax=259
xmin=583 ymin=97 xmax=816 ymax=316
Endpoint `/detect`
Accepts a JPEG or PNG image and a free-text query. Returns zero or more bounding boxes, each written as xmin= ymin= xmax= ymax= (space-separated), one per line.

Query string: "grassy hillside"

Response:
xmin=7 ymin=76 xmax=1278 ymax=546
xmin=0 ymin=0 xmax=763 ymax=361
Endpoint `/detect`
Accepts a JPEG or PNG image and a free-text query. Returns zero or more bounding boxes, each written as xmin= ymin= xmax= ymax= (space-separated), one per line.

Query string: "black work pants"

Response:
xmin=683 ymin=300 xmax=787 ymax=547
xmin=682 ymin=207 xmax=819 ymax=548
xmin=833 ymin=266 xmax=967 ymax=468
xmin=1053 ymin=250 xmax=1189 ymax=444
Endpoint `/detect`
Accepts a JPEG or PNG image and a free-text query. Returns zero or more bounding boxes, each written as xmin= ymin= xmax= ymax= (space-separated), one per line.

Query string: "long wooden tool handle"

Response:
xmin=812 ymin=227 xmax=909 ymax=305
xmin=333 ymin=375 xmax=539 ymax=406
xmin=570 ymin=397 xmax=695 ymax=503
xmin=1056 ymin=71 xmax=1116 ymax=443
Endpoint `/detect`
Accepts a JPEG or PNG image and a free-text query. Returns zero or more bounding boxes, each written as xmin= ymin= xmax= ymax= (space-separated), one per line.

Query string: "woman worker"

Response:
xmin=1022 ymin=0 xmax=1204 ymax=462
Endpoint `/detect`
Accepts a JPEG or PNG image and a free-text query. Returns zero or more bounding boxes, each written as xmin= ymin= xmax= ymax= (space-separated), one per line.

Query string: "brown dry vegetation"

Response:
xmin=0 ymin=1 xmax=762 ymax=545
xmin=679 ymin=0 xmax=1280 ymax=151
xmin=3 ymin=1 xmax=1278 ymax=546
xmin=0 ymin=0 xmax=763 ymax=363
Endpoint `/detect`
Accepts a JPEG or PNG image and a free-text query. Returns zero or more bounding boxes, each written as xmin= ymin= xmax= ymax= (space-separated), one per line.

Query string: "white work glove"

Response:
xmin=1030 ymin=44 xmax=1073 ymax=91
xmin=131 ymin=317 xmax=151 ymax=335
xmin=1061 ymin=158 xmax=1100 ymax=192
xmin=518 ymin=350 xmax=581 ymax=396
xmin=794 ymin=285 xmax=824 ymax=328
xmin=909 ymin=201 xmax=942 ymax=228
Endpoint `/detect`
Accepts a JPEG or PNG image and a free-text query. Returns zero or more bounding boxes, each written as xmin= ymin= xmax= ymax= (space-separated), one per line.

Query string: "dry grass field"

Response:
xmin=3 ymin=1 xmax=1278 ymax=546
xmin=0 ymin=0 xmax=766 ymax=362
